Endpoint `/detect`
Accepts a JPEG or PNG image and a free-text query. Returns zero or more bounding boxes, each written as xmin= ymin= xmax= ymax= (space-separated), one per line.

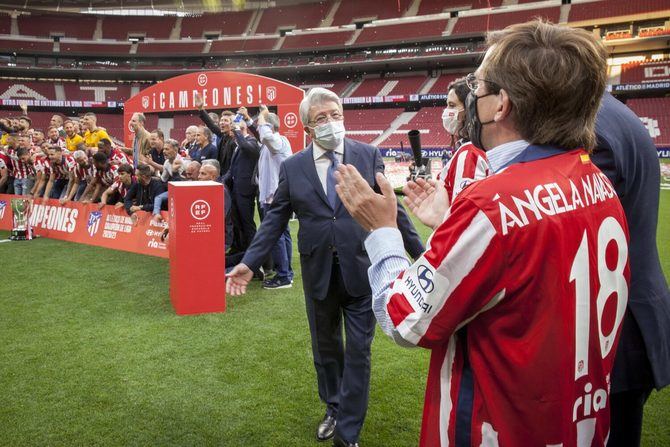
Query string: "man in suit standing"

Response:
xmin=592 ymin=93 xmax=670 ymax=447
xmin=227 ymin=88 xmax=424 ymax=447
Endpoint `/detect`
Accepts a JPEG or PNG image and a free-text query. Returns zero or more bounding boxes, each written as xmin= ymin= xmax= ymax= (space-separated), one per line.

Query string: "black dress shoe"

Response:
xmin=333 ymin=435 xmax=359 ymax=447
xmin=316 ymin=414 xmax=337 ymax=441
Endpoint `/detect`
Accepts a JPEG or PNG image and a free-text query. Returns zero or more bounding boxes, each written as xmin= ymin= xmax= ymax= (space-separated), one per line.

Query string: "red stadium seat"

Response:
xmin=101 ymin=16 xmax=176 ymax=40
xmin=569 ymin=0 xmax=670 ymax=22
xmin=452 ymin=7 xmax=560 ymax=35
xmin=180 ymin=11 xmax=254 ymax=38
xmin=626 ymin=97 xmax=670 ymax=145
xmin=282 ymin=30 xmax=354 ymax=50
xmin=255 ymin=2 xmax=333 ymax=34
xmin=355 ymin=18 xmax=449 ymax=45
xmin=17 ymin=13 xmax=97 ymax=39
xmin=330 ymin=0 xmax=411 ymax=26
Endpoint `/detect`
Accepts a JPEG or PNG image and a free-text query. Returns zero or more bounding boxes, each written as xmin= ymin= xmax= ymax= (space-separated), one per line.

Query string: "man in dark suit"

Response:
xmin=592 ymin=92 xmax=670 ymax=447
xmin=227 ymin=88 xmax=424 ymax=447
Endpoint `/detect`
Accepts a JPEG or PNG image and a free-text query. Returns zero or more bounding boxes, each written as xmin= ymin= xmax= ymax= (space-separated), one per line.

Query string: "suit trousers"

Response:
xmin=305 ymin=257 xmax=375 ymax=443
xmin=230 ymin=190 xmax=257 ymax=251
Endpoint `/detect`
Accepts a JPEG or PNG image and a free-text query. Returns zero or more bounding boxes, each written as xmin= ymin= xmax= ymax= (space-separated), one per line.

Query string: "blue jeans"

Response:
xmin=50 ymin=179 xmax=69 ymax=199
xmin=13 ymin=178 xmax=34 ymax=196
xmin=75 ymin=181 xmax=87 ymax=200
xmin=153 ymin=191 xmax=168 ymax=215
xmin=261 ymin=203 xmax=293 ymax=280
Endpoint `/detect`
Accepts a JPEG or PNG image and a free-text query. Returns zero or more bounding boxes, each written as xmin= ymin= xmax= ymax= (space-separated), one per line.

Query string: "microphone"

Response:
xmin=407 ymin=130 xmax=430 ymax=182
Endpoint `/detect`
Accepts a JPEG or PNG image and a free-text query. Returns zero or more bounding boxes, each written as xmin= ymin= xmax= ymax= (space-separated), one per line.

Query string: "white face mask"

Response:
xmin=442 ymin=107 xmax=463 ymax=135
xmin=313 ymin=120 xmax=345 ymax=151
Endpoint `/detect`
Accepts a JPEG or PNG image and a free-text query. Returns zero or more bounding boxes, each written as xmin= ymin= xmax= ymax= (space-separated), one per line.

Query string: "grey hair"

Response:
xmin=186 ymin=125 xmax=199 ymax=134
xmin=199 ymin=125 xmax=212 ymax=143
xmin=299 ymin=87 xmax=342 ymax=126
xmin=73 ymin=150 xmax=87 ymax=159
xmin=202 ymin=158 xmax=220 ymax=172
xmin=265 ymin=112 xmax=280 ymax=131
xmin=202 ymin=159 xmax=221 ymax=176
xmin=165 ymin=138 xmax=180 ymax=150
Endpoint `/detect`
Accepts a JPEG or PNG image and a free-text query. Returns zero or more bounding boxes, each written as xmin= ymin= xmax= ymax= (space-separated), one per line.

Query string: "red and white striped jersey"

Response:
xmin=74 ymin=162 xmax=95 ymax=182
xmin=109 ymin=176 xmax=133 ymax=199
xmin=109 ymin=148 xmax=131 ymax=166
xmin=95 ymin=163 xmax=119 ymax=187
xmin=47 ymin=137 xmax=67 ymax=152
xmin=34 ymin=154 xmax=50 ymax=176
xmin=438 ymin=142 xmax=490 ymax=204
xmin=380 ymin=149 xmax=629 ymax=447
xmin=46 ymin=154 xmax=76 ymax=180
xmin=0 ymin=151 xmax=9 ymax=171
xmin=9 ymin=149 xmax=36 ymax=179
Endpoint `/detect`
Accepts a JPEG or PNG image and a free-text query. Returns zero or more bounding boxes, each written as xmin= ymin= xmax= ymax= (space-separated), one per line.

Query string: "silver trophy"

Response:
xmin=10 ymin=198 xmax=32 ymax=241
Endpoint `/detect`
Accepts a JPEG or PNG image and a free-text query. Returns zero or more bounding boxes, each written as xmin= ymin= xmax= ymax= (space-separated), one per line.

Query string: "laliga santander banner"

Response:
xmin=124 ymin=71 xmax=306 ymax=153
xmin=0 ymin=194 xmax=168 ymax=258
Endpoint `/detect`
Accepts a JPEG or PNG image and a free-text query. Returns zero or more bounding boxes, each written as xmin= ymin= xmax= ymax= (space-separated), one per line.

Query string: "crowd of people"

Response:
xmin=0 ymin=19 xmax=668 ymax=447
xmin=0 ymin=99 xmax=295 ymax=289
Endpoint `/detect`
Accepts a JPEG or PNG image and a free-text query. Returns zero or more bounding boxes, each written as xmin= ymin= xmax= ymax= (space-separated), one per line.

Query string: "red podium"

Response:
xmin=168 ymin=181 xmax=226 ymax=315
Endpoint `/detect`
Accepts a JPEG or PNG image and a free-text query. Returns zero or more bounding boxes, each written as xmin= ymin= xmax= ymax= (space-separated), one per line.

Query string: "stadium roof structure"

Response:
xmin=0 ymin=0 xmax=321 ymax=14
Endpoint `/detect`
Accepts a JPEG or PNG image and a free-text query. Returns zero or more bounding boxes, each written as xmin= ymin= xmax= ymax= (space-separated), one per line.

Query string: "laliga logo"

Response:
xmin=197 ymin=73 xmax=208 ymax=87
xmin=266 ymin=86 xmax=277 ymax=102
xmin=284 ymin=112 xmax=298 ymax=129
xmin=416 ymin=264 xmax=435 ymax=294
xmin=141 ymin=96 xmax=150 ymax=109
xmin=0 ymin=200 xmax=6 ymax=219
xmin=190 ymin=200 xmax=211 ymax=221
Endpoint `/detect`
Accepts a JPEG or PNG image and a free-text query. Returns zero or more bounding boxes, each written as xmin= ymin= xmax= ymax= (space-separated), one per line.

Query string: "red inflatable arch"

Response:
xmin=124 ymin=71 xmax=305 ymax=153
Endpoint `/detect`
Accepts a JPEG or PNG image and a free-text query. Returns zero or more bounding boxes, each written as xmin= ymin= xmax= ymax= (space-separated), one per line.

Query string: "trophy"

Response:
xmin=10 ymin=198 xmax=33 ymax=241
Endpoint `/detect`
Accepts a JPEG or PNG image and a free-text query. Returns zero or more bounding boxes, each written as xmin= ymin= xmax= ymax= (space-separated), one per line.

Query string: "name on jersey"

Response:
xmin=497 ymin=172 xmax=616 ymax=236
xmin=29 ymin=203 xmax=78 ymax=233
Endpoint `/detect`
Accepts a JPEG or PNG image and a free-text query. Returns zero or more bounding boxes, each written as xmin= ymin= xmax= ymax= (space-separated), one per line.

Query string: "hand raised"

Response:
xmin=402 ymin=177 xmax=450 ymax=229
xmin=335 ymin=165 xmax=398 ymax=232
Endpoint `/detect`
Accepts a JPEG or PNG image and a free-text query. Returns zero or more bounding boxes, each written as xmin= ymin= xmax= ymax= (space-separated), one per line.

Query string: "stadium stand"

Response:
xmin=255 ymin=1 xmax=332 ymax=34
xmin=379 ymin=106 xmax=448 ymax=148
xmin=180 ymin=10 xmax=254 ymax=38
xmin=281 ymin=29 xmax=354 ymax=50
xmin=620 ymin=60 xmax=670 ymax=84
xmin=344 ymin=108 xmax=403 ymax=144
xmin=58 ymin=41 xmax=132 ymax=55
xmin=0 ymin=37 xmax=54 ymax=53
xmin=0 ymin=13 xmax=10 ymax=34
xmin=626 ymin=97 xmax=670 ymax=145
xmin=210 ymin=37 xmax=278 ymax=53
xmin=568 ymin=0 xmax=670 ymax=22
xmin=299 ymin=80 xmax=352 ymax=96
xmin=355 ymin=18 xmax=450 ymax=45
xmin=17 ymin=13 xmax=97 ymax=39
xmin=427 ymin=73 xmax=469 ymax=93
xmin=62 ymin=83 xmax=132 ymax=103
xmin=330 ymin=0 xmax=411 ymax=25
xmin=101 ymin=16 xmax=176 ymax=40
xmin=0 ymin=80 xmax=56 ymax=101
xmin=451 ymin=7 xmax=561 ymax=35
xmin=136 ymin=41 xmax=205 ymax=56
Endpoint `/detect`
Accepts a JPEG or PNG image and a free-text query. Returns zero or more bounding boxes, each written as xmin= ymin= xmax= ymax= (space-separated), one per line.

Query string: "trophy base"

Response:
xmin=9 ymin=230 xmax=30 ymax=241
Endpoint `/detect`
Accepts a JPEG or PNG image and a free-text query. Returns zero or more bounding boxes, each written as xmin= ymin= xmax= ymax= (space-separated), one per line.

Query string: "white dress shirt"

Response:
xmin=312 ymin=140 xmax=344 ymax=196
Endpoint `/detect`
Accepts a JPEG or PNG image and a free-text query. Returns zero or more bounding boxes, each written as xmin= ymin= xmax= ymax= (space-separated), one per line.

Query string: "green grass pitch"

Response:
xmin=0 ymin=191 xmax=668 ymax=446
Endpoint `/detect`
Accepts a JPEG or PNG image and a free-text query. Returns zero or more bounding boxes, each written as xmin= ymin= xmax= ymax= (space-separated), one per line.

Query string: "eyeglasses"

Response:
xmin=465 ymin=72 xmax=500 ymax=93
xmin=309 ymin=111 xmax=344 ymax=126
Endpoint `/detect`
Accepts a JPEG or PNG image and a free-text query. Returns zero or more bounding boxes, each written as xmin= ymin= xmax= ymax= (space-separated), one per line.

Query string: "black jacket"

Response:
xmin=124 ymin=178 xmax=166 ymax=214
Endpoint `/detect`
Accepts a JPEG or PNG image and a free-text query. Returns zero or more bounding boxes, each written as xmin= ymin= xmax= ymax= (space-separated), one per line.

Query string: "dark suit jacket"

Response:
xmin=198 ymin=109 xmax=236 ymax=175
xmin=242 ymin=138 xmax=424 ymax=299
xmin=222 ymin=131 xmax=260 ymax=196
xmin=592 ymin=92 xmax=670 ymax=390
xmin=123 ymin=178 xmax=166 ymax=214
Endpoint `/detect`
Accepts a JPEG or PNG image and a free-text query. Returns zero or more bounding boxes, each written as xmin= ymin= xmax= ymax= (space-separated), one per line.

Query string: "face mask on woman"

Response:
xmin=441 ymin=107 xmax=463 ymax=135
